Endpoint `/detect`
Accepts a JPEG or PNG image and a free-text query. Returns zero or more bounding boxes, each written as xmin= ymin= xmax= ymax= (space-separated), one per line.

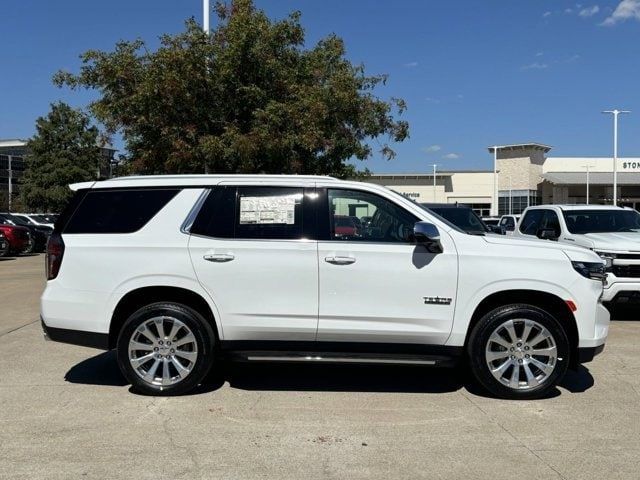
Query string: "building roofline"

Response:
xmin=487 ymin=143 xmax=552 ymax=153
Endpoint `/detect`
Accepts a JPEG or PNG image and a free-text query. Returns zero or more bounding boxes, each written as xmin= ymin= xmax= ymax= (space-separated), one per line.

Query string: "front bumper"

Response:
xmin=601 ymin=279 xmax=640 ymax=303
xmin=41 ymin=317 xmax=109 ymax=350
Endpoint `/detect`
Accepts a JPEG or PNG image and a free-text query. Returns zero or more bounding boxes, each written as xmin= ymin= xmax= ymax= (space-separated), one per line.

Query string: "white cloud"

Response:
xmin=579 ymin=5 xmax=600 ymax=17
xmin=422 ymin=145 xmax=441 ymax=153
xmin=521 ymin=62 xmax=549 ymax=70
xmin=442 ymin=153 xmax=460 ymax=160
xmin=425 ymin=97 xmax=442 ymax=104
xmin=542 ymin=10 xmax=552 ymax=17
xmin=601 ymin=0 xmax=640 ymax=25
xmin=565 ymin=8 xmax=574 ymax=14
xmin=536 ymin=51 xmax=544 ymax=57
xmin=403 ymin=61 xmax=419 ymax=68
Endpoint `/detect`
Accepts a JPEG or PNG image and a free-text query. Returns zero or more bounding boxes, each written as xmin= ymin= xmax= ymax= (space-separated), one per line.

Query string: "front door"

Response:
xmin=189 ymin=185 xmax=319 ymax=341
xmin=317 ymin=188 xmax=458 ymax=345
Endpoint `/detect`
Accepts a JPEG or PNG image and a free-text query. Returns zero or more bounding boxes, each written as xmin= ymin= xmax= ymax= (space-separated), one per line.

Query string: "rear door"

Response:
xmin=188 ymin=185 xmax=320 ymax=341
xmin=316 ymin=187 xmax=458 ymax=344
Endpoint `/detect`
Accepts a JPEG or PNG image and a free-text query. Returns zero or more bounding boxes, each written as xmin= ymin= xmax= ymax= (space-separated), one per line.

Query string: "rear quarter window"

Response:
xmin=63 ymin=189 xmax=180 ymax=234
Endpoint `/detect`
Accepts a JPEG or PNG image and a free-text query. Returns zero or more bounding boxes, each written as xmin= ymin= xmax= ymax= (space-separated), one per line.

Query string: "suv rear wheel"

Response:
xmin=116 ymin=302 xmax=215 ymax=395
xmin=467 ymin=304 xmax=569 ymax=399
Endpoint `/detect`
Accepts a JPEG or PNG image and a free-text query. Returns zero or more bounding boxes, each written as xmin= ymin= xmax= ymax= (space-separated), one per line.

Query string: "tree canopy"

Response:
xmin=21 ymin=102 xmax=101 ymax=212
xmin=54 ymin=0 xmax=408 ymax=177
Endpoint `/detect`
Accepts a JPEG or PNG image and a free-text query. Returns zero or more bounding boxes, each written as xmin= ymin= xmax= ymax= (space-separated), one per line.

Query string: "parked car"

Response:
xmin=13 ymin=213 xmax=55 ymax=229
xmin=421 ymin=203 xmax=502 ymax=235
xmin=499 ymin=215 xmax=521 ymax=235
xmin=0 ymin=221 xmax=32 ymax=255
xmin=333 ymin=215 xmax=360 ymax=238
xmin=482 ymin=217 xmax=500 ymax=227
xmin=0 ymin=213 xmax=52 ymax=252
xmin=41 ymin=175 xmax=609 ymax=399
xmin=0 ymin=232 xmax=9 ymax=257
xmin=515 ymin=205 xmax=640 ymax=306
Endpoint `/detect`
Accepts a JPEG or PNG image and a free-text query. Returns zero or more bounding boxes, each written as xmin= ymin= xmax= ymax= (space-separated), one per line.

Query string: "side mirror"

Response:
xmin=413 ymin=221 xmax=443 ymax=253
xmin=538 ymin=229 xmax=559 ymax=240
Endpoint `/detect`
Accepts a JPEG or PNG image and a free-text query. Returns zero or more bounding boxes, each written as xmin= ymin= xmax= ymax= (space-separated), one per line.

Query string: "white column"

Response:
xmin=492 ymin=147 xmax=498 ymax=216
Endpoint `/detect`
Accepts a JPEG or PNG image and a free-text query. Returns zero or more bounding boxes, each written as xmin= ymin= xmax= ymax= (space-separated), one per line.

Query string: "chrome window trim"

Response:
xmin=180 ymin=188 xmax=211 ymax=234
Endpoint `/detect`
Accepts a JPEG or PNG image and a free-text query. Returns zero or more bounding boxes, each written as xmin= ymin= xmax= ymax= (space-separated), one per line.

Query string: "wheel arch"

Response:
xmin=464 ymin=289 xmax=579 ymax=368
xmin=109 ymin=286 xmax=221 ymax=349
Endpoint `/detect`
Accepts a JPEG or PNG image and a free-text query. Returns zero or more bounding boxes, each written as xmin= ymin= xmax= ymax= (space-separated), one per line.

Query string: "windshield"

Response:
xmin=428 ymin=207 xmax=489 ymax=234
xmin=563 ymin=209 xmax=640 ymax=234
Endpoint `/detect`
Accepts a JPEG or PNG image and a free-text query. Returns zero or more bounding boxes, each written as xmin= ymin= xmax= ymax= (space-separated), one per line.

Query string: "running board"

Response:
xmin=228 ymin=351 xmax=458 ymax=367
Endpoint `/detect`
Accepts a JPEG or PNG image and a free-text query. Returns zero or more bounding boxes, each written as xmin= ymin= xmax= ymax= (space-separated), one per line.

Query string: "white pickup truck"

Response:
xmin=515 ymin=205 xmax=640 ymax=305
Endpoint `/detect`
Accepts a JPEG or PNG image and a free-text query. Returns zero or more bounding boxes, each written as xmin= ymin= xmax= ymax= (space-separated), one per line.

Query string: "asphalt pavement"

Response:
xmin=1 ymin=254 xmax=639 ymax=480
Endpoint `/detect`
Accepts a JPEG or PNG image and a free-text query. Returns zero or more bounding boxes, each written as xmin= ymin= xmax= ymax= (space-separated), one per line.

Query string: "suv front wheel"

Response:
xmin=117 ymin=302 xmax=216 ymax=395
xmin=467 ymin=304 xmax=569 ymax=400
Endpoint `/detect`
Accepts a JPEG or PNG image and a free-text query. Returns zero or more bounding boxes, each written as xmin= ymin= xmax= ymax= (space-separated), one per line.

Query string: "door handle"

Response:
xmin=324 ymin=255 xmax=356 ymax=265
xmin=203 ymin=253 xmax=235 ymax=263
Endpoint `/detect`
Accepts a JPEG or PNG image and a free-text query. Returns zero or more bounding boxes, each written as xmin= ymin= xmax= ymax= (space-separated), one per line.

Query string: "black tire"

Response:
xmin=21 ymin=239 xmax=34 ymax=254
xmin=467 ymin=304 xmax=570 ymax=400
xmin=117 ymin=302 xmax=216 ymax=396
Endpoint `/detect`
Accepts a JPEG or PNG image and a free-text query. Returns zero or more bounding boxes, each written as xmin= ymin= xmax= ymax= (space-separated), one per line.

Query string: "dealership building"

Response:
xmin=366 ymin=143 xmax=640 ymax=216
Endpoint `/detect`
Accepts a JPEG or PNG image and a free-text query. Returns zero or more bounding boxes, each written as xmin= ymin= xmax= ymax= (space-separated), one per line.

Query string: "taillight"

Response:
xmin=46 ymin=232 xmax=65 ymax=280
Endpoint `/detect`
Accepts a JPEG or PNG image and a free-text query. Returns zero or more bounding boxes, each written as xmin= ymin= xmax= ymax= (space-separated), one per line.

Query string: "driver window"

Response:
xmin=328 ymin=189 xmax=417 ymax=243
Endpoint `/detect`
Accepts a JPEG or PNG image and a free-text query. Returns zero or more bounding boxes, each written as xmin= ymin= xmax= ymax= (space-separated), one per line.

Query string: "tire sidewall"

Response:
xmin=468 ymin=305 xmax=570 ymax=400
xmin=117 ymin=302 xmax=215 ymax=396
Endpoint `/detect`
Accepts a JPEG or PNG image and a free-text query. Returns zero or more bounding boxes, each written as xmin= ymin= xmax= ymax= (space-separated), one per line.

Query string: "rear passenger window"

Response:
xmin=191 ymin=186 xmax=309 ymax=240
xmin=63 ymin=189 xmax=180 ymax=234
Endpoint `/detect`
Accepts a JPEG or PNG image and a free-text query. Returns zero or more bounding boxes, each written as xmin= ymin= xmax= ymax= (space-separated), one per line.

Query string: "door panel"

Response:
xmin=188 ymin=186 xmax=319 ymax=341
xmin=189 ymin=237 xmax=318 ymax=341
xmin=317 ymin=188 xmax=458 ymax=344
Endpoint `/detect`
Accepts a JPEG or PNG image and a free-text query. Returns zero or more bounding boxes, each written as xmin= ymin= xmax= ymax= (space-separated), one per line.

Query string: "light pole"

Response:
xmin=7 ymin=155 xmax=12 ymax=212
xmin=581 ymin=164 xmax=593 ymax=205
xmin=432 ymin=164 xmax=437 ymax=202
xmin=203 ymin=0 xmax=210 ymax=34
xmin=602 ymin=109 xmax=630 ymax=206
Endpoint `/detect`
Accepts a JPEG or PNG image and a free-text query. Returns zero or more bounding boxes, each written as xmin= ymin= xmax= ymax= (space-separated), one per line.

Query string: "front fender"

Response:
xmin=446 ymin=279 xmax=575 ymax=346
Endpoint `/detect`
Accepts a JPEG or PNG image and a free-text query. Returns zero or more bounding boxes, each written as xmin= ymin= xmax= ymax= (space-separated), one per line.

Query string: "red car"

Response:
xmin=333 ymin=215 xmax=359 ymax=237
xmin=0 ymin=224 xmax=32 ymax=256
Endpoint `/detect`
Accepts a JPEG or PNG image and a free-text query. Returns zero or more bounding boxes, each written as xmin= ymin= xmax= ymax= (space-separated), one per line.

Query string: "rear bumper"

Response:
xmin=41 ymin=318 xmax=109 ymax=350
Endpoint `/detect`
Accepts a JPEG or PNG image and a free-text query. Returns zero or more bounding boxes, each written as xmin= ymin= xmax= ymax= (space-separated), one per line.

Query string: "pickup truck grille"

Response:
xmin=613 ymin=265 xmax=640 ymax=278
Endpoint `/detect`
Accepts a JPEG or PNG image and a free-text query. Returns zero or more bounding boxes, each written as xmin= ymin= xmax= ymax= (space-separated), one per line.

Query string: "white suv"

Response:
xmin=41 ymin=175 xmax=609 ymax=399
xmin=515 ymin=205 xmax=640 ymax=305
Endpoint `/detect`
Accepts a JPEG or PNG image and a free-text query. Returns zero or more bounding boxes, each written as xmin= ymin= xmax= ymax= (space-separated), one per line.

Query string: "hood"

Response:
xmin=482 ymin=234 xmax=601 ymax=262
xmin=578 ymin=232 xmax=640 ymax=252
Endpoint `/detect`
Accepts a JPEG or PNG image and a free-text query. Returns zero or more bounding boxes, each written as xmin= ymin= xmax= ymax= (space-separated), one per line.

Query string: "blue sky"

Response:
xmin=1 ymin=0 xmax=639 ymax=173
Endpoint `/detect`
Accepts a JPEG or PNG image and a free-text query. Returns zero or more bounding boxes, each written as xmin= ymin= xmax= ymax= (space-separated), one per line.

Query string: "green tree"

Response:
xmin=54 ymin=0 xmax=408 ymax=177
xmin=21 ymin=102 xmax=101 ymax=212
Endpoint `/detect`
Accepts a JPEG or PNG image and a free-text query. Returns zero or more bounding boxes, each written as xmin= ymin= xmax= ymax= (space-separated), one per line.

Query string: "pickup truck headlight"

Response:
xmin=594 ymin=251 xmax=616 ymax=271
xmin=572 ymin=261 xmax=606 ymax=282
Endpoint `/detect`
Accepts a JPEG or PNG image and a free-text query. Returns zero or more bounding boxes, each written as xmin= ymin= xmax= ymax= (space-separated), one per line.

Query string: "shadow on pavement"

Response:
xmin=608 ymin=305 xmax=639 ymax=321
xmin=65 ymin=351 xmax=596 ymax=399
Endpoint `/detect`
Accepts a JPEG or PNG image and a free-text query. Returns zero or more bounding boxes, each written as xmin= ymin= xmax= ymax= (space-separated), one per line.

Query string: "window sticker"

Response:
xmin=239 ymin=195 xmax=299 ymax=225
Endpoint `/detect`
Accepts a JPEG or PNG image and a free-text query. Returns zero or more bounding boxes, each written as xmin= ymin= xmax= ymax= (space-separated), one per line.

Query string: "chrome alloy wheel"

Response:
xmin=485 ymin=319 xmax=558 ymax=390
xmin=128 ymin=316 xmax=198 ymax=387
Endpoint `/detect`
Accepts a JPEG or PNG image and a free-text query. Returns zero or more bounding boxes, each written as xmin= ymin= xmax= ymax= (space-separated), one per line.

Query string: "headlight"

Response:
xmin=572 ymin=261 xmax=606 ymax=282
xmin=594 ymin=251 xmax=616 ymax=271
